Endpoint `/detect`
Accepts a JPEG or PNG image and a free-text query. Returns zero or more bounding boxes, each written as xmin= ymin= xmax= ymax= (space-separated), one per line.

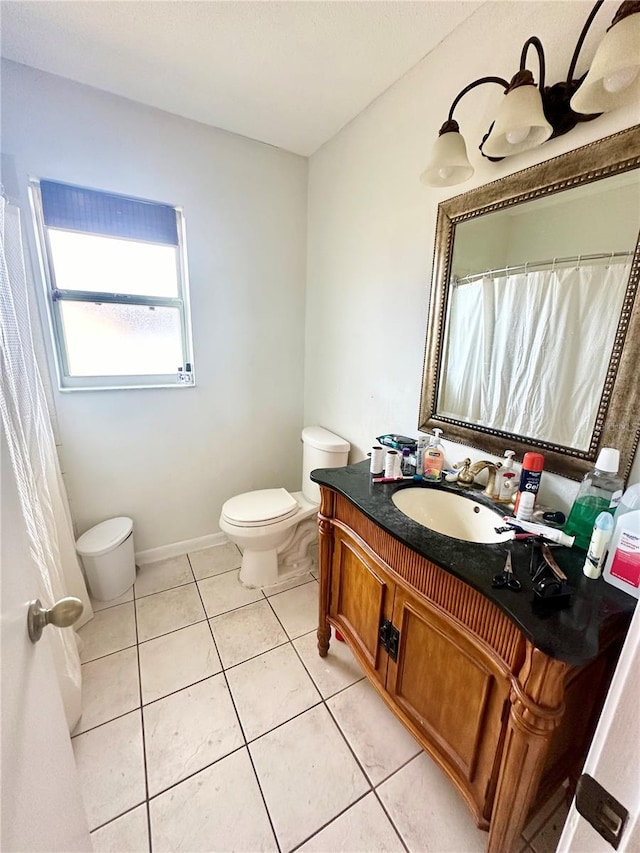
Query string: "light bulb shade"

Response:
xmin=482 ymin=84 xmax=553 ymax=158
xmin=420 ymin=130 xmax=474 ymax=187
xmin=570 ymin=11 xmax=640 ymax=114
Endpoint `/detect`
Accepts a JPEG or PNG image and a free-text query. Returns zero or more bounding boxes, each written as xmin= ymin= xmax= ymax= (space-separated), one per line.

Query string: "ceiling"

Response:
xmin=0 ymin=1 xmax=483 ymax=156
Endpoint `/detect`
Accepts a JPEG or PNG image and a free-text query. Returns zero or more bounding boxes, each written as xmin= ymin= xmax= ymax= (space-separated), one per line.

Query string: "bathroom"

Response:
xmin=1 ymin=1 xmax=639 ymax=851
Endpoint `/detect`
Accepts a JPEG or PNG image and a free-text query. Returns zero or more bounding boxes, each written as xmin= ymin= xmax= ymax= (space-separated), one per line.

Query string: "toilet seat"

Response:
xmin=221 ymin=488 xmax=300 ymax=528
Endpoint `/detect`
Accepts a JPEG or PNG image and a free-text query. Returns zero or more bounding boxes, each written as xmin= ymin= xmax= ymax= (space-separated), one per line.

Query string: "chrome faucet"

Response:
xmin=468 ymin=460 xmax=502 ymax=497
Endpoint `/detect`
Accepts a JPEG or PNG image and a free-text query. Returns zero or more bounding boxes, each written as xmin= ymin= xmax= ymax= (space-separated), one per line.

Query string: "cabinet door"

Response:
xmin=387 ymin=587 xmax=511 ymax=820
xmin=329 ymin=528 xmax=394 ymax=687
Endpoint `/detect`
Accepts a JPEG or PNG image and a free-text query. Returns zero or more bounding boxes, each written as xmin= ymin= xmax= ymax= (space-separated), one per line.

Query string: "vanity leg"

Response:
xmin=488 ymin=645 xmax=570 ymax=853
xmin=317 ymin=488 xmax=335 ymax=658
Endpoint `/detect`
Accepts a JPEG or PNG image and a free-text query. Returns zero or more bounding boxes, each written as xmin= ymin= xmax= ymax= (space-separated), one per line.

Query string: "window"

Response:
xmin=30 ymin=179 xmax=194 ymax=390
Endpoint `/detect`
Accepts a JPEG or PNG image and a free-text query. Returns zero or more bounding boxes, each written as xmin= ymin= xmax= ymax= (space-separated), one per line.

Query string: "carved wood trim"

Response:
xmin=488 ymin=643 xmax=571 ymax=853
xmin=317 ymin=490 xmax=335 ymax=658
xmin=333 ymin=494 xmax=526 ymax=672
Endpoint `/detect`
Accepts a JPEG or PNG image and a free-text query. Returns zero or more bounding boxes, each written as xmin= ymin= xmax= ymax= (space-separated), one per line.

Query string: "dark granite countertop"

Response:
xmin=311 ymin=460 xmax=636 ymax=666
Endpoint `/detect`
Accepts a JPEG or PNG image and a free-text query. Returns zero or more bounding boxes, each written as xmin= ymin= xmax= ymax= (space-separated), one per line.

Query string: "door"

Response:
xmin=557 ymin=603 xmax=640 ymax=852
xmin=329 ymin=528 xmax=395 ymax=687
xmin=1 ymin=428 xmax=91 ymax=851
xmin=386 ymin=587 xmax=511 ymax=821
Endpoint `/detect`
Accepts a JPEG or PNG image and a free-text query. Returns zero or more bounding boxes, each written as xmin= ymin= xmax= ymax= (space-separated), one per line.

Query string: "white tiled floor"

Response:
xmin=76 ymin=543 xmax=569 ymax=853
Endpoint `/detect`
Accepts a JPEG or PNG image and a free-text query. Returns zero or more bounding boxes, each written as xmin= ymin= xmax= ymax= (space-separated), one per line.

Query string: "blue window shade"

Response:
xmin=40 ymin=180 xmax=179 ymax=246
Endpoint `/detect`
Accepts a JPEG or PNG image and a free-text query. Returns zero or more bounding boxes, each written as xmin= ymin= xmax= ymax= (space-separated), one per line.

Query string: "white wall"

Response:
xmin=2 ymin=60 xmax=308 ymax=551
xmin=305 ymin=0 xmax=640 ymax=512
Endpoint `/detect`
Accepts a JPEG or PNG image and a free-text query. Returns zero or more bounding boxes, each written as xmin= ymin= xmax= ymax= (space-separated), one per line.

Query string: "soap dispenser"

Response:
xmin=423 ymin=429 xmax=445 ymax=481
xmin=496 ymin=451 xmax=517 ymax=503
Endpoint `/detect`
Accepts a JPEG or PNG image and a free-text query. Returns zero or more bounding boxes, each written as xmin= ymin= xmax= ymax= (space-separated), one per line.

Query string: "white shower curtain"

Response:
xmin=0 ymin=194 xmax=92 ymax=732
xmin=440 ymin=263 xmax=631 ymax=449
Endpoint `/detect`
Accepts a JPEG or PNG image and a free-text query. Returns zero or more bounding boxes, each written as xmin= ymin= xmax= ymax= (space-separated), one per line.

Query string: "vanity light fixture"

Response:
xmin=421 ymin=0 xmax=640 ymax=187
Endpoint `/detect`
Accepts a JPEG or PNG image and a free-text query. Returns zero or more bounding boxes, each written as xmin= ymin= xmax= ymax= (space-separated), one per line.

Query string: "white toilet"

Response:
xmin=219 ymin=426 xmax=350 ymax=589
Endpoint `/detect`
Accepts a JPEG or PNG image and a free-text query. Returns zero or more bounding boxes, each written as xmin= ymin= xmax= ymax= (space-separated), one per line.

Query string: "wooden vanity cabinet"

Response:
xmin=317 ymin=488 xmax=622 ymax=853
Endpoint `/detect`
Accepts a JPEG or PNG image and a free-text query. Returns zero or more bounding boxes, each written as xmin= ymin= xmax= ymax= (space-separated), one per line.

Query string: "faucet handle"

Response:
xmin=453 ymin=458 xmax=474 ymax=484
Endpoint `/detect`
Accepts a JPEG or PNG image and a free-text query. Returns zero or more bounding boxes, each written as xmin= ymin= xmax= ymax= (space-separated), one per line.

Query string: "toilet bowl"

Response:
xmin=219 ymin=427 xmax=350 ymax=589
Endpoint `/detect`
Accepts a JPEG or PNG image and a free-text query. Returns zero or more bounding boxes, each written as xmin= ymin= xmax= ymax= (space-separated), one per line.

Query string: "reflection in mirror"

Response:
xmin=438 ymin=172 xmax=639 ymax=451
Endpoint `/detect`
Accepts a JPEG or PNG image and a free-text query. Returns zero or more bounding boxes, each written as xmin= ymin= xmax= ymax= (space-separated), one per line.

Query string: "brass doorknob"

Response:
xmin=27 ymin=597 xmax=84 ymax=643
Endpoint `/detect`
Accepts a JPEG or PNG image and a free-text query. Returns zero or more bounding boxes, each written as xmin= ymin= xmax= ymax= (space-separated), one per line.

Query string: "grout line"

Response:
xmin=371 ymin=786 xmax=411 ymax=853
xmin=131 ymin=579 xmax=153 ymax=853
xmin=80 ymin=640 xmax=138 ymax=667
xmin=89 ymin=801 xmax=148 ymax=836
xmin=244 ymin=694 xmax=324 ymax=745
xmin=145 ymin=743 xmax=247 ymax=803
xmin=217 ymin=636 xmax=292 ymax=676
xmin=90 ymin=596 xmax=134 ymax=613
xmin=264 ymin=577 xmax=318 ymax=601
xmin=137 ymin=615 xmax=208 ymax=645
xmin=71 ymin=704 xmax=141 ymax=739
xmin=133 ymin=578 xmax=195 ymax=600
xmin=187 ymin=552 xmax=283 ymax=853
xmin=288 ymin=629 xmax=367 ymax=701
xmin=287 ymin=790 xmax=372 ymax=853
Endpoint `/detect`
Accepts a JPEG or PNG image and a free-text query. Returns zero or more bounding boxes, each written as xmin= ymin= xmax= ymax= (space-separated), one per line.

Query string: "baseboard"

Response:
xmin=135 ymin=532 xmax=228 ymax=565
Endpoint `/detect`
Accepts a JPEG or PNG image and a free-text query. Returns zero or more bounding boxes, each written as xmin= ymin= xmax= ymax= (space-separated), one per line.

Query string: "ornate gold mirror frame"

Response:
xmin=419 ymin=125 xmax=640 ymax=480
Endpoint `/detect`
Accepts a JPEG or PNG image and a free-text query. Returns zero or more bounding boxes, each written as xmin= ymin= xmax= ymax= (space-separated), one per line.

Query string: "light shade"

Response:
xmin=420 ymin=129 xmax=474 ymax=187
xmin=482 ymin=83 xmax=553 ymax=158
xmin=571 ymin=11 xmax=640 ymax=114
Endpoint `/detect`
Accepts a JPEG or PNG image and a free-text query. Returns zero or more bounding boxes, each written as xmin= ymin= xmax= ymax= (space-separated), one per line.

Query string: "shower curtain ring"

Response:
xmin=576 ymin=254 xmax=582 ymax=269
xmin=608 ymin=251 xmax=615 ymax=268
xmin=552 ymin=257 xmax=557 ymax=273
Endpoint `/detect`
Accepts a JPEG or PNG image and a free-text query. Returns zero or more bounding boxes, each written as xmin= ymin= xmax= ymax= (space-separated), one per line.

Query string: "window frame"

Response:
xmin=29 ymin=178 xmax=195 ymax=391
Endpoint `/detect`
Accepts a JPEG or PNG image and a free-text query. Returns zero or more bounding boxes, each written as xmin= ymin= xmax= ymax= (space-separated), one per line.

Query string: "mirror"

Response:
xmin=419 ymin=126 xmax=640 ymax=480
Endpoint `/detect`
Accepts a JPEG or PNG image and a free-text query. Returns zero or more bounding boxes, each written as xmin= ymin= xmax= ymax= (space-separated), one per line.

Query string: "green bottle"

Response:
xmin=564 ymin=448 xmax=624 ymax=550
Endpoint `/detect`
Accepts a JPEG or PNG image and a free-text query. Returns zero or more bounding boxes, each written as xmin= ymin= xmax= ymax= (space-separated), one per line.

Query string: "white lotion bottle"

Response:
xmin=583 ymin=511 xmax=614 ymax=579
xmin=497 ymin=451 xmax=517 ymax=502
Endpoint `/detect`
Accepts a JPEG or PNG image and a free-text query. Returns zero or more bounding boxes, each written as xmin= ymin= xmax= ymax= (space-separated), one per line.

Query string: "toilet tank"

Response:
xmin=301 ymin=426 xmax=350 ymax=504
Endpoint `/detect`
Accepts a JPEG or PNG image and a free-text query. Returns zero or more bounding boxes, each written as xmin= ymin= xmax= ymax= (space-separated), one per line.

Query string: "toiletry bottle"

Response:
xmin=583 ymin=512 xmax=614 ymax=579
xmin=423 ymin=429 xmax=445 ymax=481
xmin=564 ymin=448 xmax=624 ymax=550
xmin=416 ymin=435 xmax=428 ymax=479
xmin=497 ymin=451 xmax=517 ymax=503
xmin=514 ymin=452 xmax=544 ymax=521
xmin=602 ymin=483 xmax=640 ymax=598
xmin=401 ymin=448 xmax=415 ymax=476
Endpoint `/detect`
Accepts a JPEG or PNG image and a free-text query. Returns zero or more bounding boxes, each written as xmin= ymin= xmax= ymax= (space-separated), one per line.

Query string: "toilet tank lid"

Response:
xmin=302 ymin=426 xmax=350 ymax=452
xmin=76 ymin=517 xmax=133 ymax=557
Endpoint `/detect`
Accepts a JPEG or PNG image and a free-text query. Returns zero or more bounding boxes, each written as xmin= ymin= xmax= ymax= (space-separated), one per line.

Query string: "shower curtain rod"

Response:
xmin=453 ymin=249 xmax=634 ymax=285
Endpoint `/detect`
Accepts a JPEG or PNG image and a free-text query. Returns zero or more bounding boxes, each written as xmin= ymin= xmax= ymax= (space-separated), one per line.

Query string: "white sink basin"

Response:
xmin=392 ymin=488 xmax=513 ymax=544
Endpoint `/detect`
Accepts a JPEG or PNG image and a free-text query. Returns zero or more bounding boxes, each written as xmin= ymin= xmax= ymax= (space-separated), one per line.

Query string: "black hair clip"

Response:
xmin=530 ymin=543 xmax=573 ymax=609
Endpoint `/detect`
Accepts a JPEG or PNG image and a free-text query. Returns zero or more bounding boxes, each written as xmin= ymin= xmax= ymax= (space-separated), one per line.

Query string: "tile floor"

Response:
xmin=74 ymin=542 xmax=570 ymax=853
